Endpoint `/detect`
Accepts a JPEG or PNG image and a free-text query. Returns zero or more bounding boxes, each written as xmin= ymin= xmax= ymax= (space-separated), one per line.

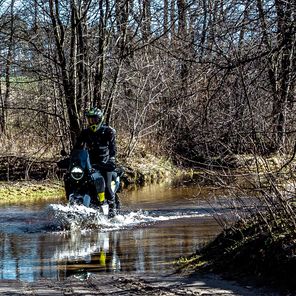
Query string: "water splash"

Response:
xmin=46 ymin=203 xmax=209 ymax=232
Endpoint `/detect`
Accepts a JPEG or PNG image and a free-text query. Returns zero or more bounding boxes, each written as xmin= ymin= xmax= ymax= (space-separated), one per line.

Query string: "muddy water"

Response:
xmin=0 ymin=182 xmax=227 ymax=282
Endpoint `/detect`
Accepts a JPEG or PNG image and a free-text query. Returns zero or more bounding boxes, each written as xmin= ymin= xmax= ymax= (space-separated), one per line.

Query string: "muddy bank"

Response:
xmin=177 ymin=206 xmax=296 ymax=295
xmin=0 ymin=272 xmax=282 ymax=296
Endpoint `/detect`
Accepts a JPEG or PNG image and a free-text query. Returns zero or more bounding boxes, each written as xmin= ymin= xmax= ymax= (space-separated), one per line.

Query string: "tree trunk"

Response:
xmin=2 ymin=0 xmax=16 ymax=136
xmin=257 ymin=0 xmax=295 ymax=151
xmin=142 ymin=0 xmax=151 ymax=41
xmin=49 ymin=0 xmax=81 ymax=145
xmin=93 ymin=0 xmax=108 ymax=109
xmin=272 ymin=0 xmax=295 ymax=150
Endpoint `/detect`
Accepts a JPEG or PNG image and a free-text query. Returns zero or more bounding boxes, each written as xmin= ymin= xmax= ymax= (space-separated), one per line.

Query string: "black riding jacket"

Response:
xmin=74 ymin=124 xmax=116 ymax=166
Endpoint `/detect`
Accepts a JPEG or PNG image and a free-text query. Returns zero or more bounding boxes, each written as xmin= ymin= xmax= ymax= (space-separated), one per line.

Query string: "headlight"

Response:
xmin=71 ymin=166 xmax=84 ymax=181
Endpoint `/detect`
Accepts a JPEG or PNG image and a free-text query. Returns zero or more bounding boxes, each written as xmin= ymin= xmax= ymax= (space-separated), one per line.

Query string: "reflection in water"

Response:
xmin=56 ymin=231 xmax=122 ymax=278
xmin=0 ymin=184 xmax=224 ymax=282
xmin=55 ymin=219 xmax=218 ymax=280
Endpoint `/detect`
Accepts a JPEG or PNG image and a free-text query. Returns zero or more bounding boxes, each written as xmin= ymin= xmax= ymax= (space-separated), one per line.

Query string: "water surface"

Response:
xmin=0 ymin=182 xmax=227 ymax=282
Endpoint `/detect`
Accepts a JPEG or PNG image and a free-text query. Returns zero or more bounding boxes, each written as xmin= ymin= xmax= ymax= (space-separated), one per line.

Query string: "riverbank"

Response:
xmin=168 ymin=153 xmax=296 ymax=294
xmin=0 ymin=181 xmax=65 ymax=205
xmin=0 ymin=152 xmax=186 ymax=204
xmin=176 ymin=187 xmax=296 ymax=294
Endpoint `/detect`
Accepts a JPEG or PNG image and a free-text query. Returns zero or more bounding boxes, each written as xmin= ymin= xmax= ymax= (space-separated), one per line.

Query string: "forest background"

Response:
xmin=0 ymin=0 xmax=295 ymax=174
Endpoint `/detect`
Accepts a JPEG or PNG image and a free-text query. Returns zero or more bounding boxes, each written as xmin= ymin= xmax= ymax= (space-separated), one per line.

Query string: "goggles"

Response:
xmin=87 ymin=116 xmax=101 ymax=125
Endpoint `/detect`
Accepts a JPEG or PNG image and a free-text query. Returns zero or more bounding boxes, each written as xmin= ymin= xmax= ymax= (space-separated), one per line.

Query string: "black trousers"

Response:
xmin=101 ymin=171 xmax=115 ymax=206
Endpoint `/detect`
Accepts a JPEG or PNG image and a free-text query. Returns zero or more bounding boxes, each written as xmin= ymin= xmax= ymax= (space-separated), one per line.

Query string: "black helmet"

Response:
xmin=85 ymin=107 xmax=104 ymax=132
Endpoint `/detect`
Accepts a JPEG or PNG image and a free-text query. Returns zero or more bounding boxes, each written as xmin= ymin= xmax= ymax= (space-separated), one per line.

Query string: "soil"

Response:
xmin=0 ymin=272 xmax=284 ymax=296
xmin=182 ymin=209 xmax=296 ymax=294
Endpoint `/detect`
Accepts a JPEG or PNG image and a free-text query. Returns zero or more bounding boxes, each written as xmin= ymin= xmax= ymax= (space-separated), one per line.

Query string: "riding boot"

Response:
xmin=108 ymin=203 xmax=115 ymax=218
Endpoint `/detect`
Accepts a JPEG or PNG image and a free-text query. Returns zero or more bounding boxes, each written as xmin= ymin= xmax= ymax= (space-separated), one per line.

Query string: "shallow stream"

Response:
xmin=0 ymin=181 xmax=240 ymax=282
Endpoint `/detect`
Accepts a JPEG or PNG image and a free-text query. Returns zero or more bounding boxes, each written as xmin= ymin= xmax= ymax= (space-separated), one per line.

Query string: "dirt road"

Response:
xmin=0 ymin=272 xmax=282 ymax=295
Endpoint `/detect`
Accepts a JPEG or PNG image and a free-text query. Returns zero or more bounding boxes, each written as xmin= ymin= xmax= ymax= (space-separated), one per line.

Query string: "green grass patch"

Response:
xmin=175 ymin=255 xmax=208 ymax=271
xmin=0 ymin=181 xmax=65 ymax=205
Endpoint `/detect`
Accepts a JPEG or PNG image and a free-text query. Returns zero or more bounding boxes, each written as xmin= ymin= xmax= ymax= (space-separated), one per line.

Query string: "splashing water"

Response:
xmin=46 ymin=203 xmax=210 ymax=232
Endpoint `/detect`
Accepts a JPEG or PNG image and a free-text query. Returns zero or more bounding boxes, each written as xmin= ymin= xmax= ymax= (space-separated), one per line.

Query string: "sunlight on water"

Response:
xmin=0 ymin=184 xmax=223 ymax=281
xmin=46 ymin=203 xmax=210 ymax=232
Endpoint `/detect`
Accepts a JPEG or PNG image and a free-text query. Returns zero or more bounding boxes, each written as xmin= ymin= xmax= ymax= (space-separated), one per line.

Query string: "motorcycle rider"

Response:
xmin=74 ymin=107 xmax=117 ymax=218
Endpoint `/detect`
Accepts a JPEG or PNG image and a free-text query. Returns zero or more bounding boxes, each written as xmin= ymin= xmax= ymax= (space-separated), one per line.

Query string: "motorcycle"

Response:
xmin=57 ymin=149 xmax=123 ymax=217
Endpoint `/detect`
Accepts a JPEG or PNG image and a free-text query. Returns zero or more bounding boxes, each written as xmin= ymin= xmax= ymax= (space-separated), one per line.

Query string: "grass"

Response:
xmin=0 ymin=181 xmax=65 ymax=205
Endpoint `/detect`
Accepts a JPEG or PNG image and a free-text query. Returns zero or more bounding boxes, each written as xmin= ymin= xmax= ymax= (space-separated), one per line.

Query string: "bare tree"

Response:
xmin=0 ymin=0 xmax=16 ymax=135
xmin=0 ymin=0 xmax=295 ymax=163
